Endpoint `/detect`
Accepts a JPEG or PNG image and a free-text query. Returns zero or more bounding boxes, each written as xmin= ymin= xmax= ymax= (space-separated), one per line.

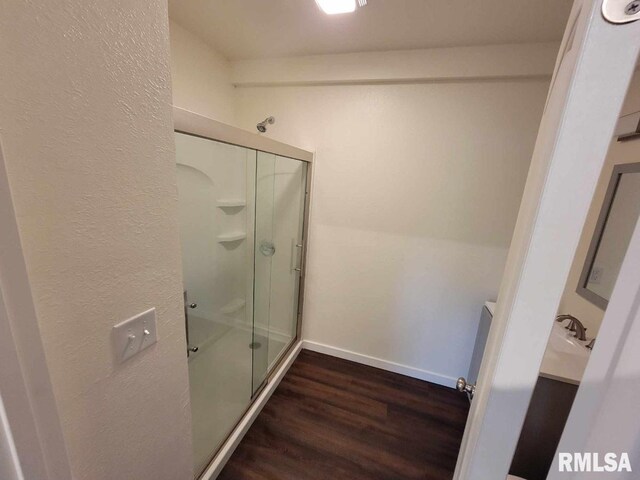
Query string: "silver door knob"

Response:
xmin=189 ymin=303 xmax=197 ymax=309
xmin=189 ymin=346 xmax=199 ymax=353
xmin=456 ymin=377 xmax=476 ymax=398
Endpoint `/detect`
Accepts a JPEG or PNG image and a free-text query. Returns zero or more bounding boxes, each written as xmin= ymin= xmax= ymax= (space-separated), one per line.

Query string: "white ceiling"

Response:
xmin=169 ymin=0 xmax=573 ymax=61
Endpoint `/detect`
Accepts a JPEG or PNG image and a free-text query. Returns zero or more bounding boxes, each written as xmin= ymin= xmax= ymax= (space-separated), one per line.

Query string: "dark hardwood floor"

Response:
xmin=218 ymin=350 xmax=469 ymax=480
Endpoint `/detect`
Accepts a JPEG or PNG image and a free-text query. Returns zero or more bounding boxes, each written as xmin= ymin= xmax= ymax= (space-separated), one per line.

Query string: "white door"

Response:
xmin=454 ymin=1 xmax=640 ymax=479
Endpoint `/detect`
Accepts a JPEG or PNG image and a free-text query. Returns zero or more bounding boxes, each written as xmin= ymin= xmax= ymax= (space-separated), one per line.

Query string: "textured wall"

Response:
xmin=0 ymin=2 xmax=193 ymax=479
xmin=236 ymin=80 xmax=550 ymax=385
xmin=170 ymin=20 xmax=237 ymax=125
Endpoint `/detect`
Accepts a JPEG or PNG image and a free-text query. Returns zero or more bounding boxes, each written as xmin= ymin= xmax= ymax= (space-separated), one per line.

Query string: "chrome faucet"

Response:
xmin=555 ymin=314 xmax=587 ymax=341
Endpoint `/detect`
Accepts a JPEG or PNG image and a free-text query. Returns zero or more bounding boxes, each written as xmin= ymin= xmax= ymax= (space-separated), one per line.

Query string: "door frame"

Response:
xmin=454 ymin=1 xmax=640 ymax=478
xmin=0 ymin=141 xmax=72 ymax=479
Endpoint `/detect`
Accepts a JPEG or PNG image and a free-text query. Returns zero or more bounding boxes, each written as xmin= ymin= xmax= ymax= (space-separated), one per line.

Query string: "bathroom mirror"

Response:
xmin=577 ymin=162 xmax=640 ymax=309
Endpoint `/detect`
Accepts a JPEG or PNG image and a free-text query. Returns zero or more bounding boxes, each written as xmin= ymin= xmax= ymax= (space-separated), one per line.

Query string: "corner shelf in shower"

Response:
xmin=217 ymin=232 xmax=246 ymax=243
xmin=217 ymin=199 xmax=246 ymax=209
xmin=220 ymin=298 xmax=246 ymax=315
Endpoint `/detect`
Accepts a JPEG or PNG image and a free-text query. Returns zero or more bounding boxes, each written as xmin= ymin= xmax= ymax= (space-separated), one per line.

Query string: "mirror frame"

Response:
xmin=577 ymin=161 xmax=640 ymax=309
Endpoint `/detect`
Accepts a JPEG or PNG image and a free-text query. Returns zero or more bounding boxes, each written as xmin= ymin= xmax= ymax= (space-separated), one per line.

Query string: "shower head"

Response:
xmin=256 ymin=116 xmax=275 ymax=133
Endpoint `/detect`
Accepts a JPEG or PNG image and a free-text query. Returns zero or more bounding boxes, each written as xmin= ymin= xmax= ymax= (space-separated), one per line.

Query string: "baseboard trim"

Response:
xmin=301 ymin=340 xmax=457 ymax=388
xmin=199 ymin=341 xmax=303 ymax=480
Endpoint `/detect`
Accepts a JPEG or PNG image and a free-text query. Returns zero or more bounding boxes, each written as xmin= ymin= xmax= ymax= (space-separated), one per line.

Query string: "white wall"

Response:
xmin=235 ymin=78 xmax=550 ymax=385
xmin=559 ymin=71 xmax=640 ymax=334
xmin=0 ymin=2 xmax=193 ymax=480
xmin=170 ymin=20 xmax=237 ymax=125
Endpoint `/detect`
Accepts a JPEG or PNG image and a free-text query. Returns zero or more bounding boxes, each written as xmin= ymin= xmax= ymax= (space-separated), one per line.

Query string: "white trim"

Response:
xmin=173 ymin=107 xmax=314 ymax=163
xmin=230 ymin=43 xmax=558 ymax=87
xmin=0 ymin=140 xmax=72 ymax=480
xmin=198 ymin=341 xmax=303 ymax=480
xmin=302 ymin=341 xmax=457 ymax=388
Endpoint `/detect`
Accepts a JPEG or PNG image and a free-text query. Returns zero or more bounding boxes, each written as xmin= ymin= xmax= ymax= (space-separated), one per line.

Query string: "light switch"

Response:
xmin=112 ymin=307 xmax=157 ymax=363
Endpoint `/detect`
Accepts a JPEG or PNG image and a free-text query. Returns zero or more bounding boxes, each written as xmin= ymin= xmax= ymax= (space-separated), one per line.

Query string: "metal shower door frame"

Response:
xmin=173 ymin=106 xmax=315 ymax=478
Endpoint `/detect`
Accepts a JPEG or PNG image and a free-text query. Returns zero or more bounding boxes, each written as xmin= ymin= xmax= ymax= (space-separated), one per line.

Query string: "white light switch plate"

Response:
xmin=112 ymin=307 xmax=157 ymax=363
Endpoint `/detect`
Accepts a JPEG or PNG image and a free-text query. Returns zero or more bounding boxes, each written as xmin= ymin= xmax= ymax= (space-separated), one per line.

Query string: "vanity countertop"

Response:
xmin=539 ymin=322 xmax=590 ymax=385
xmin=482 ymin=302 xmax=589 ymax=385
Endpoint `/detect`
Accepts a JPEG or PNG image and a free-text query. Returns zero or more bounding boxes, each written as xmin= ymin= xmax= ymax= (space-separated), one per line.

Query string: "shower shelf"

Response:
xmin=217 ymin=232 xmax=246 ymax=243
xmin=217 ymin=200 xmax=246 ymax=209
xmin=220 ymin=298 xmax=246 ymax=315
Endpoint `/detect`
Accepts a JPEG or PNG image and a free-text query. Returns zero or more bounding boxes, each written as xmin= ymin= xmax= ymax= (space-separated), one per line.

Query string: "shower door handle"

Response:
xmin=184 ymin=291 xmax=198 ymax=357
xmin=292 ymin=240 xmax=304 ymax=274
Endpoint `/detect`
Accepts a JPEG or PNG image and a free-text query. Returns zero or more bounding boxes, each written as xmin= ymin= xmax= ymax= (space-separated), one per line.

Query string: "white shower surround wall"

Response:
xmin=175 ymin=134 xmax=253 ymax=330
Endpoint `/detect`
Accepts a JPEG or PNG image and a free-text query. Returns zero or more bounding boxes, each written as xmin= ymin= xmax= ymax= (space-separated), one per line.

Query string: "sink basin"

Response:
xmin=540 ymin=322 xmax=591 ymax=385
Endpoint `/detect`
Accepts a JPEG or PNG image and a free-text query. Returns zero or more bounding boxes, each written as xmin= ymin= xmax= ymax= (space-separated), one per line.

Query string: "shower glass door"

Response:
xmin=175 ymin=132 xmax=257 ymax=475
xmin=251 ymin=154 xmax=275 ymax=393
xmin=252 ymin=152 xmax=307 ymax=394
xmin=175 ymin=133 xmax=307 ymax=476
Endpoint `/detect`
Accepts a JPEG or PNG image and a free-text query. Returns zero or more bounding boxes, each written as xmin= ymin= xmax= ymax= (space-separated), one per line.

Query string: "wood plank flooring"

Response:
xmin=218 ymin=350 xmax=470 ymax=480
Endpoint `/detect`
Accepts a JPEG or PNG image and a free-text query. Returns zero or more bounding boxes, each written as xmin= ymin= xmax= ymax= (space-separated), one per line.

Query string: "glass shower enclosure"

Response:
xmin=173 ymin=118 xmax=310 ymax=476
